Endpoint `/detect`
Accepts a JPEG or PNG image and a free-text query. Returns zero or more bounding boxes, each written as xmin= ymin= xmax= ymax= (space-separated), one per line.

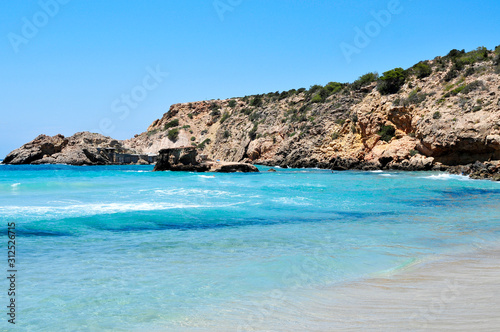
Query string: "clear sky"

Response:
xmin=1 ymin=0 xmax=499 ymax=158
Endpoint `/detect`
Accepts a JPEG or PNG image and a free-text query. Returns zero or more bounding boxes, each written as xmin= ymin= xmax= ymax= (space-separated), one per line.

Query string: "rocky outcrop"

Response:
xmin=3 ymin=132 xmax=135 ymax=165
xmin=121 ymin=47 xmax=500 ymax=180
xmin=4 ymin=46 xmax=500 ymax=179
xmin=153 ymin=147 xmax=259 ymax=173
xmin=448 ymin=161 xmax=500 ymax=181
xmin=153 ymin=147 xmax=210 ymax=172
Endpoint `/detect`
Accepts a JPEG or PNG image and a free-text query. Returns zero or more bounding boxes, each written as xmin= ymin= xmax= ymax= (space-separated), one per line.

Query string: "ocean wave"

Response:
xmin=271 ymin=197 xmax=312 ymax=206
xmin=370 ymin=170 xmax=383 ymax=173
xmin=423 ymin=173 xmax=470 ymax=181
xmin=11 ymin=183 xmax=21 ymax=188
xmin=0 ymin=201 xmax=241 ymax=220
xmin=153 ymin=188 xmax=234 ymax=197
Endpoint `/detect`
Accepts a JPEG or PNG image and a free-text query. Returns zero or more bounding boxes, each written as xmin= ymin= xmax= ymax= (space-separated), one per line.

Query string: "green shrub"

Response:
xmin=378 ymin=125 xmax=396 ymax=142
xmin=351 ymin=72 xmax=378 ymax=90
xmin=402 ymin=88 xmax=428 ymax=105
xmin=311 ymin=94 xmax=324 ymax=103
xmin=433 ymin=111 xmax=441 ymax=119
xmin=325 ymin=82 xmax=343 ymax=94
xmin=377 ymin=68 xmax=407 ymax=95
xmin=443 ymin=66 xmax=460 ymax=82
xmin=444 ymin=85 xmax=465 ymax=97
xmin=331 ymin=132 xmax=340 ymax=140
xmin=446 ymin=49 xmax=465 ymax=58
xmin=279 ymin=91 xmax=289 ymax=99
xmin=250 ymin=95 xmax=263 ymax=107
xmin=308 ymin=85 xmax=323 ymax=94
xmin=197 ymin=138 xmax=211 ymax=149
xmin=147 ymin=129 xmax=159 ymax=137
xmin=223 ymin=130 xmax=231 ymax=138
xmin=227 ymin=99 xmax=237 ymax=108
xmin=297 ymin=88 xmax=306 ymax=93
xmin=182 ymin=125 xmax=191 ymax=129
xmin=241 ymin=108 xmax=252 ymax=115
xmin=164 ymin=119 xmax=179 ymax=130
xmin=413 ymin=62 xmax=432 ymax=79
xmin=248 ymin=123 xmax=258 ymax=140
xmin=494 ymin=45 xmax=500 ymax=65
xmin=220 ymin=111 xmax=230 ymax=124
xmin=464 ymin=66 xmax=475 ymax=77
xmin=190 ymin=136 xmax=196 ymax=141
xmin=461 ymin=80 xmax=485 ymax=94
xmin=167 ymin=128 xmax=180 ymax=142
xmin=187 ymin=113 xmax=193 ymax=119
xmin=209 ymin=102 xmax=220 ymax=111
xmin=410 ymin=149 xmax=418 ymax=157
xmin=299 ymin=105 xmax=309 ymax=113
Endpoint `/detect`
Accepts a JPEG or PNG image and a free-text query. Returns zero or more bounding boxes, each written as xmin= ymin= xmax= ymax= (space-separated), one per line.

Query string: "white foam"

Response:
xmin=11 ymin=183 xmax=21 ymax=188
xmin=0 ymin=201 xmax=223 ymax=220
xmin=370 ymin=170 xmax=383 ymax=173
xmin=198 ymin=175 xmax=215 ymax=179
xmin=423 ymin=173 xmax=470 ymax=181
xmin=154 ymin=188 xmax=232 ymax=197
xmin=379 ymin=174 xmax=394 ymax=177
xmin=272 ymin=197 xmax=312 ymax=206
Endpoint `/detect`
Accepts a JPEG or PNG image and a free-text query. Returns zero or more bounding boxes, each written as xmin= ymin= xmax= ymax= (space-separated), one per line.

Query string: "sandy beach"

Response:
xmin=225 ymin=246 xmax=500 ymax=331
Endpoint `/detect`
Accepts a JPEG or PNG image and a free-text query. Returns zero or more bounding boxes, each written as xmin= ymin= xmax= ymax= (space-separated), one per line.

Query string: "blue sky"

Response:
xmin=1 ymin=0 xmax=499 ymax=157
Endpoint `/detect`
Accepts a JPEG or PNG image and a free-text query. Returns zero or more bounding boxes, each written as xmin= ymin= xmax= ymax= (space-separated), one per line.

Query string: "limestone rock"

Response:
xmin=153 ymin=147 xmax=258 ymax=173
xmin=3 ymin=132 xmax=128 ymax=165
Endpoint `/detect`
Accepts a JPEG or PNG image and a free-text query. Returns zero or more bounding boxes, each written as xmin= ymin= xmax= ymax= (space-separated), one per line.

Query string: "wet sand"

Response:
xmin=235 ymin=248 xmax=500 ymax=331
xmin=181 ymin=247 xmax=500 ymax=331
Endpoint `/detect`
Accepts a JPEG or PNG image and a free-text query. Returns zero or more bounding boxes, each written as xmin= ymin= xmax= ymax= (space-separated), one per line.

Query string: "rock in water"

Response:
xmin=153 ymin=147 xmax=258 ymax=173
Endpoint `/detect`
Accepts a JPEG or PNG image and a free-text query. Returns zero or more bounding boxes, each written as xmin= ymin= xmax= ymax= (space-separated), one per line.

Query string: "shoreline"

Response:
xmin=225 ymin=245 xmax=500 ymax=331
xmin=2 ymin=161 xmax=500 ymax=182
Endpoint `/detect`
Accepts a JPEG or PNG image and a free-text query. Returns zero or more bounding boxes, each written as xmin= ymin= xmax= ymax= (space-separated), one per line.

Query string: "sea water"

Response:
xmin=0 ymin=164 xmax=499 ymax=331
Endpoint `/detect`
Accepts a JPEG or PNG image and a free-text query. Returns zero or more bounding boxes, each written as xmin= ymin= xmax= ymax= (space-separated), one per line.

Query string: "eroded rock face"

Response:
xmin=153 ymin=147 xmax=210 ymax=172
xmin=5 ymin=48 xmax=500 ymax=179
xmin=153 ymin=147 xmax=258 ymax=173
xmin=3 ymin=132 xmax=130 ymax=165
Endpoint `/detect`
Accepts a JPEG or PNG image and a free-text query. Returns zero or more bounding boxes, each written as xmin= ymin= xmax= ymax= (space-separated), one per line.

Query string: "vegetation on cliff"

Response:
xmin=124 ymin=45 xmax=499 ymax=175
xmin=5 ymin=45 xmax=500 ymax=179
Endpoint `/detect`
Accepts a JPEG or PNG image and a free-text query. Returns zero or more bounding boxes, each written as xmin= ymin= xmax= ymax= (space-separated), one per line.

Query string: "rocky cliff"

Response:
xmin=123 ymin=47 xmax=500 ymax=174
xmin=3 ymin=132 xmax=133 ymax=165
xmin=4 ymin=46 xmax=500 ymax=178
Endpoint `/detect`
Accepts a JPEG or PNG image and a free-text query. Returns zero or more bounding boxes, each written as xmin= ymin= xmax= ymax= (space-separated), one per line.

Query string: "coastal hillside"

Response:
xmin=124 ymin=46 xmax=500 ymax=170
xmin=4 ymin=46 xmax=500 ymax=177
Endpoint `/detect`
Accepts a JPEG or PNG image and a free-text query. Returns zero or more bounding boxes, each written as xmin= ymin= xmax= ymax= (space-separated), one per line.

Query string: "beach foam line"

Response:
xmin=0 ymin=201 xmax=245 ymax=220
xmin=422 ymin=173 xmax=470 ymax=181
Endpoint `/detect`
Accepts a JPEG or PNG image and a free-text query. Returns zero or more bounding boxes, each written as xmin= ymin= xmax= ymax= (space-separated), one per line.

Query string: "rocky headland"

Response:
xmin=3 ymin=46 xmax=500 ymax=179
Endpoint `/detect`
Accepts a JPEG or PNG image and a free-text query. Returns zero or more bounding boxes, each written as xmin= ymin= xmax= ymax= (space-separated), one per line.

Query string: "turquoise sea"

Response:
xmin=1 ymin=164 xmax=500 ymax=331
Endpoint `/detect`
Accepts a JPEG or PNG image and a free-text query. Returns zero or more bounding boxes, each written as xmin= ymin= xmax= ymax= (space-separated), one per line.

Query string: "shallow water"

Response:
xmin=0 ymin=165 xmax=499 ymax=331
